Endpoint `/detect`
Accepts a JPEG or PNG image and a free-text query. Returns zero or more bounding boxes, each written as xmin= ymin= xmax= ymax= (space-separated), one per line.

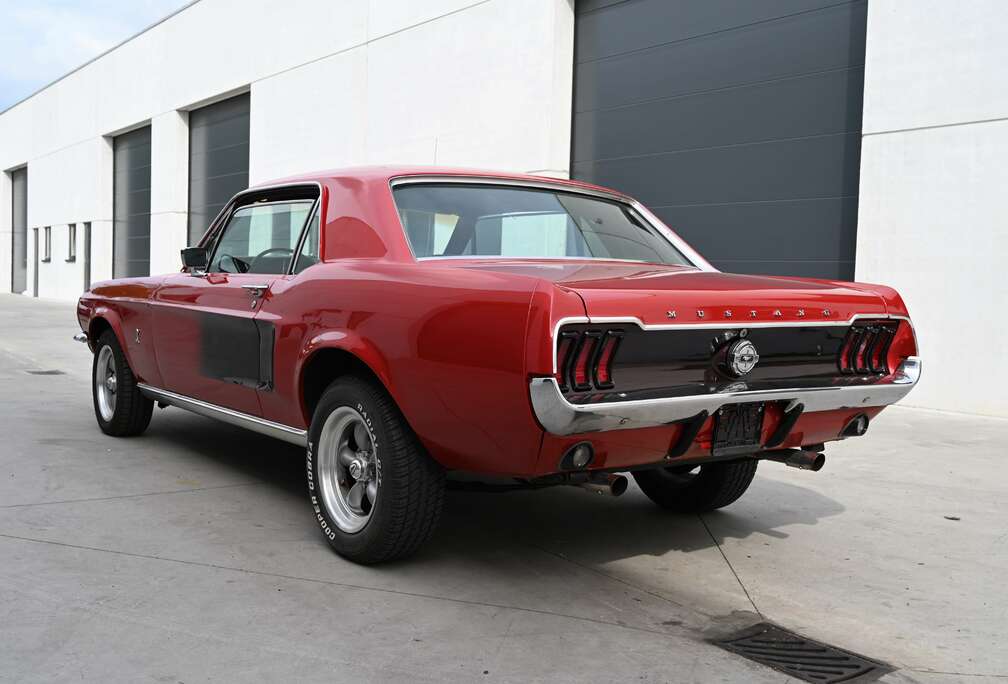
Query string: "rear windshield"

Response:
xmin=392 ymin=183 xmax=691 ymax=265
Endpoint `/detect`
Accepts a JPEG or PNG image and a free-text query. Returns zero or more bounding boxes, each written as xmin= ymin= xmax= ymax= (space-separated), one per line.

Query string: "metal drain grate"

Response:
xmin=26 ymin=369 xmax=65 ymax=375
xmin=715 ymin=623 xmax=893 ymax=683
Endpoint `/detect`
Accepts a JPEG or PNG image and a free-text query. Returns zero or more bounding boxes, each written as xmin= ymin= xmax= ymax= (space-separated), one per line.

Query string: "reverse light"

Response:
xmin=559 ymin=441 xmax=594 ymax=470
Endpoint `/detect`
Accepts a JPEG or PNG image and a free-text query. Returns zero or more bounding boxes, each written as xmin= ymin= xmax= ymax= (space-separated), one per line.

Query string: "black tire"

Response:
xmin=633 ymin=458 xmax=758 ymax=513
xmin=307 ymin=376 xmax=445 ymax=564
xmin=91 ymin=329 xmax=154 ymax=437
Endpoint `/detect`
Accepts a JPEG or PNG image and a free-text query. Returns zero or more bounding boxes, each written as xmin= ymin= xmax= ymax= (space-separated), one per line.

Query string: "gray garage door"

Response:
xmin=572 ymin=0 xmax=867 ymax=279
xmin=10 ymin=166 xmax=27 ymax=293
xmin=113 ymin=126 xmax=152 ymax=278
xmin=188 ymin=93 xmax=250 ymax=245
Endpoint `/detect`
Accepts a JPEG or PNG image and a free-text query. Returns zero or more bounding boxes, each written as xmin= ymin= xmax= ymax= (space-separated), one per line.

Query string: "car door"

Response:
xmin=152 ymin=194 xmax=316 ymax=415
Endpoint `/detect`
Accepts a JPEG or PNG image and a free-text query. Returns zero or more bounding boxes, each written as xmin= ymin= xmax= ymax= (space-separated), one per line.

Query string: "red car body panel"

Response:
xmin=77 ymin=166 xmax=919 ymax=479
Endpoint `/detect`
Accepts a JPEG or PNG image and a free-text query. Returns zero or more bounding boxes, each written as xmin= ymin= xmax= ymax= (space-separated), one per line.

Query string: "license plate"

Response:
xmin=712 ymin=402 xmax=765 ymax=457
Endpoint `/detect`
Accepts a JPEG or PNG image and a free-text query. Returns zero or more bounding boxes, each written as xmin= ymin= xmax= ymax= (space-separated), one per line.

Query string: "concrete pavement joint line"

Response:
xmin=907 ymin=669 xmax=1008 ymax=679
xmin=521 ymin=540 xmax=707 ymax=617
xmin=0 ymin=532 xmax=676 ymax=639
xmin=0 ymin=482 xmax=264 ymax=509
xmin=698 ymin=514 xmax=762 ymax=617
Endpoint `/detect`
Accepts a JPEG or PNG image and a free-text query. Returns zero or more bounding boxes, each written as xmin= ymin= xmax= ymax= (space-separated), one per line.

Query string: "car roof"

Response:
xmin=253 ymin=165 xmax=629 ymax=199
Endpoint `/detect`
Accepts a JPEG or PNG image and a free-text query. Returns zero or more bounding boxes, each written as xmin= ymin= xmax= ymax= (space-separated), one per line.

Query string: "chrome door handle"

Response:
xmin=241 ymin=284 xmax=270 ymax=297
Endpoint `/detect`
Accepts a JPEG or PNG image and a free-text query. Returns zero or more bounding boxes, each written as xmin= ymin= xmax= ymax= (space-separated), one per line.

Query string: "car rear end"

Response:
xmin=386 ymin=171 xmax=920 ymax=481
xmin=527 ymin=275 xmax=920 ymax=478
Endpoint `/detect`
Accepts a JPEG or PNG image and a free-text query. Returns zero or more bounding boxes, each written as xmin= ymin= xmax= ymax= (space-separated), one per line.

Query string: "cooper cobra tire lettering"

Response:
xmin=306 ymin=376 xmax=444 ymax=563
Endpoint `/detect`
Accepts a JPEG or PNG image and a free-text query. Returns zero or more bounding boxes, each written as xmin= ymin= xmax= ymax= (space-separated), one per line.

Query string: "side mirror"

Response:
xmin=181 ymin=247 xmax=208 ymax=274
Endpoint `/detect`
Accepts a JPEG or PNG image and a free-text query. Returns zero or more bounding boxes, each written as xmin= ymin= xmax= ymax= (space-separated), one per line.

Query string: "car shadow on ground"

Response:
xmin=144 ymin=409 xmax=845 ymax=567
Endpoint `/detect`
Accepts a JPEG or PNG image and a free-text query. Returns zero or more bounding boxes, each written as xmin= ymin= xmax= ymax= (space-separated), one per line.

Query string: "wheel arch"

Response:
xmin=298 ymin=343 xmax=396 ymax=426
xmin=87 ymin=309 xmax=125 ymax=354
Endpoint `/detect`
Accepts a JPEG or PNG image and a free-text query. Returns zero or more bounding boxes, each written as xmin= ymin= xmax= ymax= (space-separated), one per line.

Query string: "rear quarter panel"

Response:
xmin=259 ymin=261 xmax=574 ymax=476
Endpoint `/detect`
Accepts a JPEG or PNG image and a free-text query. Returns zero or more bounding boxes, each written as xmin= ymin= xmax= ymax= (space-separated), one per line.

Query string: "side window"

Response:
xmin=209 ymin=200 xmax=314 ymax=274
xmin=292 ymin=210 xmax=320 ymax=274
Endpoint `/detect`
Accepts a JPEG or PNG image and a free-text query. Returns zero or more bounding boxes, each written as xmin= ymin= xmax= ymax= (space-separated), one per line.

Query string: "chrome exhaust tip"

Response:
xmin=761 ymin=449 xmax=825 ymax=472
xmin=576 ymin=473 xmax=628 ymax=497
xmin=840 ymin=413 xmax=870 ymax=439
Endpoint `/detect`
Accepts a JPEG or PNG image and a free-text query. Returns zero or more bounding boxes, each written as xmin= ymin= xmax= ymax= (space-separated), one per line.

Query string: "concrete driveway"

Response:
xmin=1 ymin=293 xmax=1005 ymax=683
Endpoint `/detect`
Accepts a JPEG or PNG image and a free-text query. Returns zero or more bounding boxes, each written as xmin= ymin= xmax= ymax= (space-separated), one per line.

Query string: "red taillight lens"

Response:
xmin=571 ymin=333 xmax=600 ymax=391
xmin=593 ymin=331 xmax=623 ymax=388
xmin=869 ymin=326 xmax=893 ymax=373
xmin=853 ymin=329 xmax=874 ymax=373
xmin=838 ymin=331 xmax=855 ymax=373
xmin=555 ymin=332 xmax=578 ymax=389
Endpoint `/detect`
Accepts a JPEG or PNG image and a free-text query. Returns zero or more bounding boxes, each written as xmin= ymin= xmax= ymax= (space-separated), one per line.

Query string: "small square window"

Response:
xmin=66 ymin=223 xmax=77 ymax=262
xmin=42 ymin=226 xmax=51 ymax=262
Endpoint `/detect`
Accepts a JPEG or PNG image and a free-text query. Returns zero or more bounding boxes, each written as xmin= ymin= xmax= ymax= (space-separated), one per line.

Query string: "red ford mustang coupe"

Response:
xmin=76 ymin=167 xmax=920 ymax=563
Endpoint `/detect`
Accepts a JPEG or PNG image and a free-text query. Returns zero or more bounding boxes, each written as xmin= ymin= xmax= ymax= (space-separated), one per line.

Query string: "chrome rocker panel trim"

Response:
xmin=530 ymin=357 xmax=922 ymax=436
xmin=137 ymin=384 xmax=307 ymax=446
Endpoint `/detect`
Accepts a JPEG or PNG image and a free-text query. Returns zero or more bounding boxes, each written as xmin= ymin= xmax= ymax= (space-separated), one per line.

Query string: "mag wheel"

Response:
xmin=91 ymin=329 xmax=153 ymax=437
xmin=632 ymin=458 xmax=758 ymax=513
xmin=307 ymin=377 xmax=444 ymax=564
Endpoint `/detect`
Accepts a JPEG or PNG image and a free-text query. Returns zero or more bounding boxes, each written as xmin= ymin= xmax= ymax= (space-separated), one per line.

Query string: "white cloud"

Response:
xmin=0 ymin=0 xmax=189 ymax=109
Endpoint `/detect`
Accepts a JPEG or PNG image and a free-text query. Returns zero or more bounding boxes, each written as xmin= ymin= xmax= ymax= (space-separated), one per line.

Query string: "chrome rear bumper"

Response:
xmin=530 ymin=357 xmax=921 ymax=436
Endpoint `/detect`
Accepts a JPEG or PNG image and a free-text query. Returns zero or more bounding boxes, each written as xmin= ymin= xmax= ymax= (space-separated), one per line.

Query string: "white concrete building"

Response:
xmin=0 ymin=0 xmax=1004 ymax=417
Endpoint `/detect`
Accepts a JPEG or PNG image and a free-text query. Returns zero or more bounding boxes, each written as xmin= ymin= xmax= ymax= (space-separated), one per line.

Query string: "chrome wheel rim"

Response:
xmin=95 ymin=345 xmax=117 ymax=422
xmin=317 ymin=407 xmax=379 ymax=533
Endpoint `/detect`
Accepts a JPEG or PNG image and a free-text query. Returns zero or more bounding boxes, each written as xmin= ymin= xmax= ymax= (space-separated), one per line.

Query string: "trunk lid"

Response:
xmin=455 ymin=260 xmax=888 ymax=325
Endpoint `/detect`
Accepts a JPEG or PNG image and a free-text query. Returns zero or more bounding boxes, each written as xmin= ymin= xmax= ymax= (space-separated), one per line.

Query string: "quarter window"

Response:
xmin=208 ymin=200 xmax=315 ymax=274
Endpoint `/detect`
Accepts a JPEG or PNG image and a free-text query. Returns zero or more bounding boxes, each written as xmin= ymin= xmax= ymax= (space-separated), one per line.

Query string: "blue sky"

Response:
xmin=0 ymin=0 xmax=188 ymax=111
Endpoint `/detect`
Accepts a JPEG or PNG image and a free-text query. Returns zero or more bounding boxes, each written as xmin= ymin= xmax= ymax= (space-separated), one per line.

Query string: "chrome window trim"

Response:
xmin=388 ymin=175 xmax=714 ymax=271
xmin=414 ymin=255 xmax=669 ymax=265
xmin=288 ymin=197 xmax=322 ymax=276
xmin=137 ymin=383 xmax=306 ymax=446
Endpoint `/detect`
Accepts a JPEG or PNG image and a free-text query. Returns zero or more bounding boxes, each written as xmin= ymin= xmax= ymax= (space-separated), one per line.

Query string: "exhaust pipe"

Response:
xmin=576 ymin=473 xmax=628 ymax=497
xmin=761 ymin=449 xmax=825 ymax=472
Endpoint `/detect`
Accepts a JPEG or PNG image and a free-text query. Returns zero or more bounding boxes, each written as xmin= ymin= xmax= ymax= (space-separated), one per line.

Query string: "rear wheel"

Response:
xmin=307 ymin=376 xmax=444 ymax=564
xmin=633 ymin=458 xmax=758 ymax=512
xmin=92 ymin=330 xmax=153 ymax=437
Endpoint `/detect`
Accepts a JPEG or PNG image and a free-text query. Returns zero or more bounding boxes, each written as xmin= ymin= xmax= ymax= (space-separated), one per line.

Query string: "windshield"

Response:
xmin=392 ymin=183 xmax=692 ymax=265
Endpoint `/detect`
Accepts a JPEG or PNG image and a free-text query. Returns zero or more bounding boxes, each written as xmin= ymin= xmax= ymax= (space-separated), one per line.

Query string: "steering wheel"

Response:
xmin=248 ymin=247 xmax=294 ymax=272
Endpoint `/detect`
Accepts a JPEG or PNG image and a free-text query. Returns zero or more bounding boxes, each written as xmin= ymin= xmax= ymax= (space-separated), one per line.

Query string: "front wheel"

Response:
xmin=92 ymin=330 xmax=153 ymax=437
xmin=307 ymin=377 xmax=445 ymax=564
xmin=633 ymin=458 xmax=758 ymax=513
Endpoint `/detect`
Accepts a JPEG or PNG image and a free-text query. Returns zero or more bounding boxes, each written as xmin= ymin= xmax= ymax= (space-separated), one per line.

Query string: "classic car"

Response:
xmin=75 ymin=166 xmax=921 ymax=563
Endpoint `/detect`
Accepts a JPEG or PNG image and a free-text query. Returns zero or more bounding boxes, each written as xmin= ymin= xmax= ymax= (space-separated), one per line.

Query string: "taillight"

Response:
xmin=555 ymin=328 xmax=623 ymax=392
xmin=593 ymin=331 xmax=623 ymax=389
xmin=571 ymin=332 xmax=601 ymax=391
xmin=555 ymin=331 xmax=579 ymax=390
xmin=838 ymin=321 xmax=900 ymax=375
